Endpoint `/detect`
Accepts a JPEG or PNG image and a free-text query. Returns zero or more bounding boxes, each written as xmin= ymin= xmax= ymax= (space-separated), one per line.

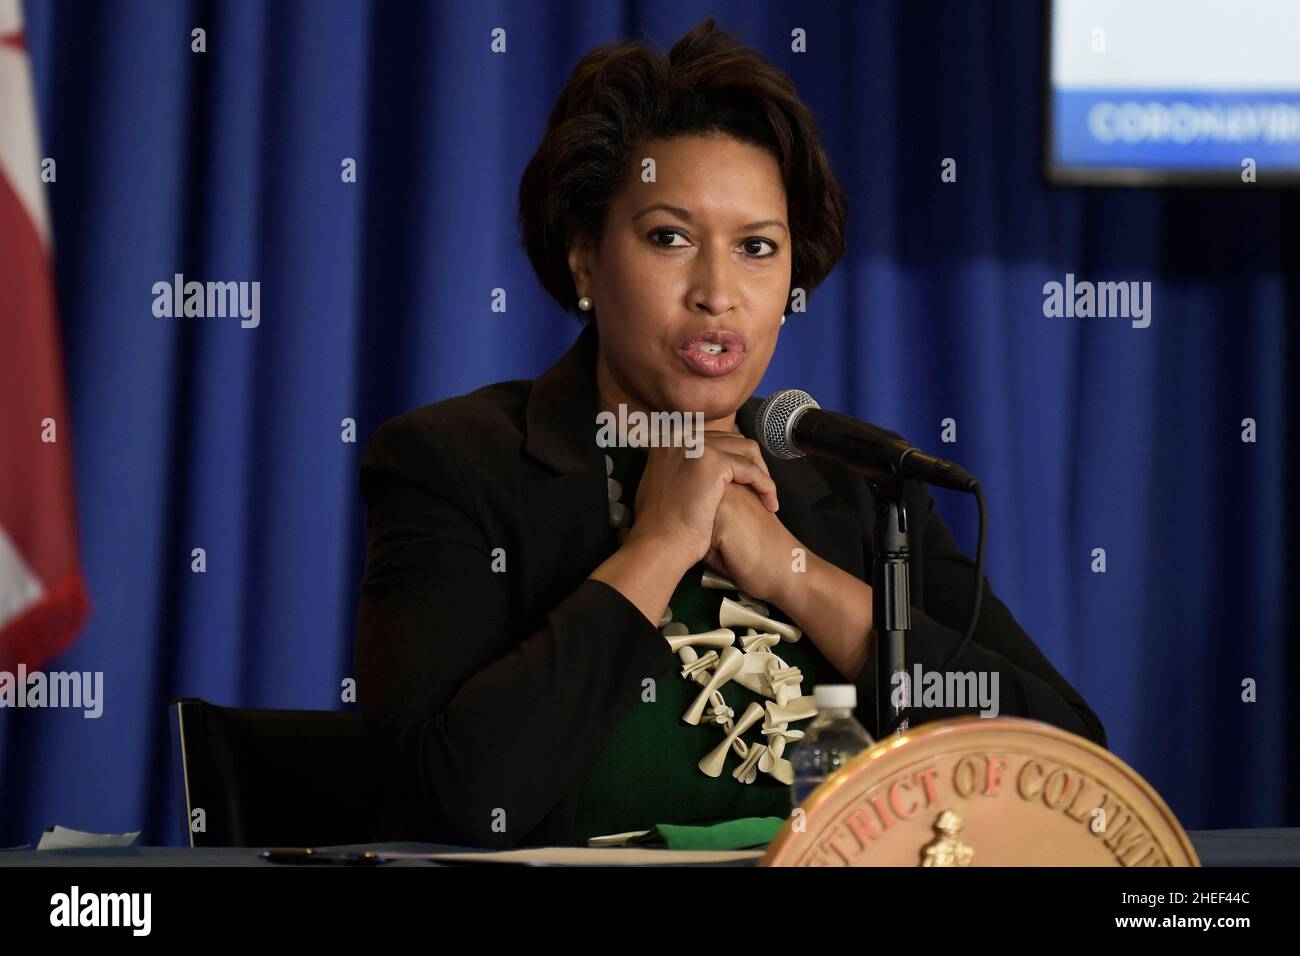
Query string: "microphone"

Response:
xmin=755 ymin=389 xmax=978 ymax=493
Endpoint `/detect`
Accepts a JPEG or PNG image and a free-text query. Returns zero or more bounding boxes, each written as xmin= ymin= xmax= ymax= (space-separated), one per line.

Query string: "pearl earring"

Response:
xmin=578 ymin=296 xmax=593 ymax=311
xmin=780 ymin=315 xmax=786 ymax=326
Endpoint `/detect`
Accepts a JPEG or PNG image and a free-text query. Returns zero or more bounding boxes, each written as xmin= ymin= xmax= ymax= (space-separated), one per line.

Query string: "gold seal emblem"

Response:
xmin=920 ymin=810 xmax=974 ymax=866
xmin=762 ymin=716 xmax=1199 ymax=867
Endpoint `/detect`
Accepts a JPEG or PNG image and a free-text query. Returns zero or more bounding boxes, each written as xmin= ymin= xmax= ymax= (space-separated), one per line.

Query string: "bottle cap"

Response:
xmin=813 ymin=684 xmax=856 ymax=709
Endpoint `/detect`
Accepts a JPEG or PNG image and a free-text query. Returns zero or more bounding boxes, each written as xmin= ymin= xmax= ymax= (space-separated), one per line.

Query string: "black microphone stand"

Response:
xmin=760 ymin=393 xmax=985 ymax=740
xmin=868 ymin=475 xmax=911 ymax=739
xmin=798 ymin=450 xmax=913 ymax=737
xmin=781 ymin=444 xmax=913 ymax=738
xmin=760 ymin=396 xmax=938 ymax=738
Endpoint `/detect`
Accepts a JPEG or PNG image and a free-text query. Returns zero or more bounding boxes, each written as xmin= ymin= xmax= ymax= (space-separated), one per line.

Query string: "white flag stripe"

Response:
xmin=0 ymin=0 xmax=51 ymax=247
xmin=0 ymin=0 xmax=20 ymax=35
xmin=0 ymin=523 xmax=46 ymax=627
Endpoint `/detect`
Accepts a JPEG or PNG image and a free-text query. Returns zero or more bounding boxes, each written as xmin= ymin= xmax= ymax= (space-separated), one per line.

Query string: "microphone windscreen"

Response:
xmin=756 ymin=388 xmax=819 ymax=459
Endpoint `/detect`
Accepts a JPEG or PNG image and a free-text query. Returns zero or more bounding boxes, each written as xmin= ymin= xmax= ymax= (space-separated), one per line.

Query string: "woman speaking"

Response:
xmin=355 ymin=18 xmax=1106 ymax=849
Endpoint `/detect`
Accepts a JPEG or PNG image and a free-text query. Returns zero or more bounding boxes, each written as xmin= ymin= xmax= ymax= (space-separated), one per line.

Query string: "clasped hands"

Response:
xmin=635 ymin=427 xmax=803 ymax=607
xmin=627 ymin=425 xmax=877 ymax=681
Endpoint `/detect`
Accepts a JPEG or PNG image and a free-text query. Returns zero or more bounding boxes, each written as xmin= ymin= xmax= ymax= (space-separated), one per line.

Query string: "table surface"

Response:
xmin=2 ymin=829 xmax=1298 ymax=866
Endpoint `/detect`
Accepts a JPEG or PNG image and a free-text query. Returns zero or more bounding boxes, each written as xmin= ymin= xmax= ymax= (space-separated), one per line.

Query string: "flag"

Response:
xmin=0 ymin=0 xmax=90 ymax=670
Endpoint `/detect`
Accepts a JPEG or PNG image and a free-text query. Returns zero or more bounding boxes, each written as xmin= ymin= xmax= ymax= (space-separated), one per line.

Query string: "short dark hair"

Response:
xmin=517 ymin=17 xmax=848 ymax=319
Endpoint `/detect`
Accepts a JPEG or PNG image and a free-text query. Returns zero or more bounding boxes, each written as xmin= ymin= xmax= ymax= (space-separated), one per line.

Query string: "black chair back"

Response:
xmin=169 ymin=697 xmax=382 ymax=847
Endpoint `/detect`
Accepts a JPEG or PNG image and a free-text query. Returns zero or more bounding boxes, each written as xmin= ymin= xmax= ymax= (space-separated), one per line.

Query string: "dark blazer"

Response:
xmin=354 ymin=320 xmax=1107 ymax=849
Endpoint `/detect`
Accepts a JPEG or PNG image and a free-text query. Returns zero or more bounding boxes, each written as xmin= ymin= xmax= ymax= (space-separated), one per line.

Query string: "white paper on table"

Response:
xmin=379 ymin=846 xmax=764 ymax=865
xmin=586 ymin=829 xmax=654 ymax=847
xmin=37 ymin=825 xmax=140 ymax=850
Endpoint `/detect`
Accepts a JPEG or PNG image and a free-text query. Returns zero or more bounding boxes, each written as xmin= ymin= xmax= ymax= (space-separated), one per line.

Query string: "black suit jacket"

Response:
xmin=354 ymin=320 xmax=1107 ymax=848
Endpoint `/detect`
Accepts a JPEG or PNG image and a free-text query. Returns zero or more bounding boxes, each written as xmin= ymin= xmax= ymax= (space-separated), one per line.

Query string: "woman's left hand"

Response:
xmin=704 ymin=480 xmax=803 ymax=605
xmin=702 ymin=432 xmax=876 ymax=679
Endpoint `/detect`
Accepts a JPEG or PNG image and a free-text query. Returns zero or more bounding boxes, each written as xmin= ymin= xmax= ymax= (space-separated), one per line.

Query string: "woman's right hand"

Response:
xmin=626 ymin=429 xmax=779 ymax=564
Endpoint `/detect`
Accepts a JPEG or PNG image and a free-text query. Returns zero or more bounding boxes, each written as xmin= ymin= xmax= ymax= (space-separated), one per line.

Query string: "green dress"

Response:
xmin=573 ymin=442 xmax=839 ymax=842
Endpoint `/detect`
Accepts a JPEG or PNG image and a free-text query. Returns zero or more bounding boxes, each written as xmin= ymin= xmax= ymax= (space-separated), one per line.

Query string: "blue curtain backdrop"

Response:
xmin=3 ymin=0 xmax=1296 ymax=846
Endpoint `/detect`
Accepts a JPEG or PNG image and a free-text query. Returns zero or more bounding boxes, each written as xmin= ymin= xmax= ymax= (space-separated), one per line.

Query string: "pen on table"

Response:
xmin=259 ymin=847 xmax=388 ymax=865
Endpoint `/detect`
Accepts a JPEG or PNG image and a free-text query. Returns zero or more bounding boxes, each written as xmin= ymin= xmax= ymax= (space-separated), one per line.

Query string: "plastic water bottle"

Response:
xmin=789 ymin=685 xmax=875 ymax=807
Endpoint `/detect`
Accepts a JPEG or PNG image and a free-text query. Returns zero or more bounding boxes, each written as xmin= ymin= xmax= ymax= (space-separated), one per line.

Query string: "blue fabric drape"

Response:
xmin=2 ymin=0 xmax=1294 ymax=846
